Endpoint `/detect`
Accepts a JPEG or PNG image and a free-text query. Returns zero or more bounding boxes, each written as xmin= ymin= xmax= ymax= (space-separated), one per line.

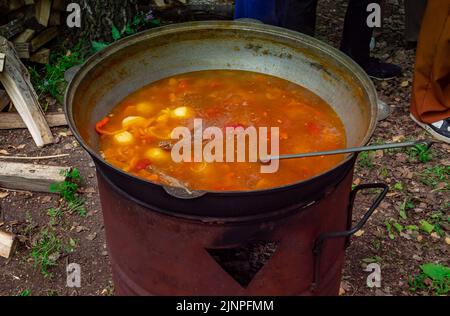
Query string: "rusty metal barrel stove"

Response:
xmin=65 ymin=22 xmax=388 ymax=296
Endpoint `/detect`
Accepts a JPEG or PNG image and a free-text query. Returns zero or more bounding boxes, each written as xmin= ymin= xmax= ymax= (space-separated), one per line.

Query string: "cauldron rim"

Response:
xmin=65 ymin=21 xmax=378 ymax=199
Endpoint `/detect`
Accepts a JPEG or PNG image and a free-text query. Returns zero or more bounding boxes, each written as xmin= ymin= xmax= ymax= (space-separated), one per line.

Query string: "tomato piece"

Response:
xmin=305 ymin=122 xmax=322 ymax=135
xmin=135 ymin=159 xmax=152 ymax=171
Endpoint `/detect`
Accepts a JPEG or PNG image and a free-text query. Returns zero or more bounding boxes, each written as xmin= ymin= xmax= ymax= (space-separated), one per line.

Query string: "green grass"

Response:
xmin=357 ymin=151 xmax=375 ymax=169
xmin=30 ymin=229 xmax=62 ymax=278
xmin=418 ymin=166 xmax=450 ymax=191
xmin=399 ymin=198 xmax=414 ymax=220
xmin=50 ymin=168 xmax=86 ymax=217
xmin=29 ymin=41 xmax=86 ymax=104
xmin=407 ymin=143 xmax=433 ymax=163
xmin=17 ymin=289 xmax=31 ymax=297
xmin=47 ymin=207 xmax=63 ymax=226
xmin=409 ymin=263 xmax=450 ymax=295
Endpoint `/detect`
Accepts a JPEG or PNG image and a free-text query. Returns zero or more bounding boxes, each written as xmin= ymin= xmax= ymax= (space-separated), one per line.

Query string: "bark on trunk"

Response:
xmin=74 ymin=0 xmax=143 ymax=42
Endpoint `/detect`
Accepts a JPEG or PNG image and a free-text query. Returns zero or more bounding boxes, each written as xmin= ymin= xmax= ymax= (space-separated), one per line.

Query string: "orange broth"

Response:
xmin=97 ymin=70 xmax=346 ymax=191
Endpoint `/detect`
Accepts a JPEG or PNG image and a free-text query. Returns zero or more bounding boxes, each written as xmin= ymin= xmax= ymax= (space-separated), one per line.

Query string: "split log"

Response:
xmin=8 ymin=0 xmax=25 ymax=11
xmin=52 ymin=0 xmax=65 ymax=11
xmin=30 ymin=47 xmax=49 ymax=63
xmin=48 ymin=11 xmax=61 ymax=26
xmin=0 ymin=19 xmax=24 ymax=40
xmin=0 ymin=230 xmax=17 ymax=259
xmin=13 ymin=42 xmax=30 ymax=58
xmin=35 ymin=0 xmax=52 ymax=27
xmin=30 ymin=26 xmax=58 ymax=52
xmin=0 ymin=112 xmax=67 ymax=129
xmin=0 ymin=53 xmax=4 ymax=72
xmin=0 ymin=36 xmax=54 ymax=147
xmin=0 ymin=162 xmax=67 ymax=193
xmin=13 ymin=28 xmax=36 ymax=43
xmin=0 ymin=89 xmax=10 ymax=111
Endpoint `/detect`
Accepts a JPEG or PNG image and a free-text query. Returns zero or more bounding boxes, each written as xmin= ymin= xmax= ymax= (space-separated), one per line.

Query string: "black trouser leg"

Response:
xmin=278 ymin=0 xmax=319 ymax=36
xmin=340 ymin=0 xmax=381 ymax=65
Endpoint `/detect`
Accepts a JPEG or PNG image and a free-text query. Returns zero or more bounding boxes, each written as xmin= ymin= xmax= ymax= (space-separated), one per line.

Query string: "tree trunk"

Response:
xmin=74 ymin=0 xmax=143 ymax=42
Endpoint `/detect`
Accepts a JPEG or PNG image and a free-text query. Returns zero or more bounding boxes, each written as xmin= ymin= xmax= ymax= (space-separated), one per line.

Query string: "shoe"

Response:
xmin=410 ymin=114 xmax=450 ymax=144
xmin=361 ymin=58 xmax=402 ymax=80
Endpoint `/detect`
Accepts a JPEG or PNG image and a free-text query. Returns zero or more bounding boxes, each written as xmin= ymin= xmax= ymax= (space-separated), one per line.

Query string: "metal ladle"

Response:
xmin=261 ymin=140 xmax=435 ymax=163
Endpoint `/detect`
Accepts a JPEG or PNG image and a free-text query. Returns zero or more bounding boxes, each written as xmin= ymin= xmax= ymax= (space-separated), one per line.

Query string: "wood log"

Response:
xmin=13 ymin=42 xmax=30 ymax=58
xmin=8 ymin=0 xmax=25 ymax=11
xmin=35 ymin=0 xmax=52 ymax=27
xmin=0 ymin=19 xmax=25 ymax=40
xmin=0 ymin=112 xmax=66 ymax=129
xmin=49 ymin=11 xmax=61 ymax=26
xmin=0 ymin=53 xmax=4 ymax=72
xmin=0 ymin=36 xmax=54 ymax=147
xmin=30 ymin=26 xmax=58 ymax=52
xmin=0 ymin=162 xmax=67 ymax=193
xmin=52 ymin=0 xmax=65 ymax=11
xmin=30 ymin=47 xmax=50 ymax=64
xmin=13 ymin=28 xmax=35 ymax=43
xmin=0 ymin=230 xmax=17 ymax=259
xmin=0 ymin=89 xmax=10 ymax=111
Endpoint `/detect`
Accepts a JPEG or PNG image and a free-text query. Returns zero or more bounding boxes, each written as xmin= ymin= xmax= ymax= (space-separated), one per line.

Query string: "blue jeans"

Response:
xmin=234 ymin=0 xmax=280 ymax=25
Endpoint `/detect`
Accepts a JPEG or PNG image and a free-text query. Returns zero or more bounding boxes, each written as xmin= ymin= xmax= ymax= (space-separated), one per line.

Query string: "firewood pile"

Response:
xmin=0 ymin=0 xmax=66 ymax=65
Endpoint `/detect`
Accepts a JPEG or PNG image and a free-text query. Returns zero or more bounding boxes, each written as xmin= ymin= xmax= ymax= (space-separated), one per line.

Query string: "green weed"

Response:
xmin=30 ymin=229 xmax=62 ymax=278
xmin=407 ymin=144 xmax=433 ymax=163
xmin=29 ymin=42 xmax=86 ymax=104
xmin=91 ymin=12 xmax=160 ymax=53
xmin=409 ymin=263 xmax=450 ymax=295
xmin=418 ymin=166 xmax=450 ymax=191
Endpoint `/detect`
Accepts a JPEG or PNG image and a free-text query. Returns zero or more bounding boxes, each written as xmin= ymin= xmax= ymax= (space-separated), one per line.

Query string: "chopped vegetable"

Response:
xmin=171 ymin=106 xmax=192 ymax=119
xmin=114 ymin=131 xmax=134 ymax=145
xmin=145 ymin=148 xmax=169 ymax=163
xmin=136 ymin=102 xmax=155 ymax=116
xmin=95 ymin=117 xmax=111 ymax=135
xmin=122 ymin=116 xmax=147 ymax=129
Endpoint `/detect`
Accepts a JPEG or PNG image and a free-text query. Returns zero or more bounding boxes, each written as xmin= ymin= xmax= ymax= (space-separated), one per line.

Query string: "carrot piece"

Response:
xmin=95 ymin=117 xmax=111 ymax=135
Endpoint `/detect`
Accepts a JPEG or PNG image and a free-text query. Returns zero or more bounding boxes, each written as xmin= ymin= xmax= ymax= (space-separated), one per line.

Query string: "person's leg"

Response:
xmin=278 ymin=0 xmax=319 ymax=36
xmin=340 ymin=0 xmax=377 ymax=65
xmin=404 ymin=0 xmax=428 ymax=46
xmin=234 ymin=0 xmax=280 ymax=25
xmin=410 ymin=1 xmax=450 ymax=143
xmin=341 ymin=0 xmax=401 ymax=80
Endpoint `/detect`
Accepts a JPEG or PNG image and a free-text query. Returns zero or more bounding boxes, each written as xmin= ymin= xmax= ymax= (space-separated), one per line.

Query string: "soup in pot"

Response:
xmin=96 ymin=70 xmax=346 ymax=191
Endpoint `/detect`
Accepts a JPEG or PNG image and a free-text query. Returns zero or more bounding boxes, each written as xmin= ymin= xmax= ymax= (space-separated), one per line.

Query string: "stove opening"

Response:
xmin=206 ymin=241 xmax=279 ymax=288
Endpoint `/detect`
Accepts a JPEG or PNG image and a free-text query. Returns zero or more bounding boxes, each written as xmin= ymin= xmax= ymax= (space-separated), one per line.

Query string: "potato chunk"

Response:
xmin=122 ymin=116 xmax=147 ymax=129
xmin=171 ymin=106 xmax=192 ymax=119
xmin=114 ymin=131 xmax=134 ymax=145
xmin=136 ymin=102 xmax=155 ymax=116
xmin=145 ymin=148 xmax=170 ymax=163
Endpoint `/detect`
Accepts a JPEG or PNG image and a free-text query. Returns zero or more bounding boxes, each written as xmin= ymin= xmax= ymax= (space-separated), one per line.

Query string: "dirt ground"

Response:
xmin=0 ymin=0 xmax=448 ymax=296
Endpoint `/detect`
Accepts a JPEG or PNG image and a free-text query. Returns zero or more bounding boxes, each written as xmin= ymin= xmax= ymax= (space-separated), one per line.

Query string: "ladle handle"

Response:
xmin=268 ymin=140 xmax=434 ymax=161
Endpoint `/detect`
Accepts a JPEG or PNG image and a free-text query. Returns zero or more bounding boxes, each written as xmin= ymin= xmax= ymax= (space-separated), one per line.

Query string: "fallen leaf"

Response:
xmin=445 ymin=237 xmax=450 ymax=245
xmin=16 ymin=144 xmax=26 ymax=149
xmin=0 ymin=191 xmax=9 ymax=199
xmin=430 ymin=232 xmax=441 ymax=240
xmin=401 ymin=80 xmax=409 ymax=87
xmin=417 ymin=235 xmax=423 ymax=242
xmin=76 ymin=226 xmax=88 ymax=233
xmin=354 ymin=230 xmax=365 ymax=237
xmin=41 ymin=196 xmax=52 ymax=203
xmin=86 ymin=232 xmax=97 ymax=241
xmin=0 ymin=149 xmax=9 ymax=155
xmin=339 ymin=287 xmax=346 ymax=296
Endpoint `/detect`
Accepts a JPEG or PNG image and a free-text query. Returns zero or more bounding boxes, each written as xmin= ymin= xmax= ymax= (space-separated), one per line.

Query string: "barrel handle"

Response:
xmin=310 ymin=183 xmax=389 ymax=291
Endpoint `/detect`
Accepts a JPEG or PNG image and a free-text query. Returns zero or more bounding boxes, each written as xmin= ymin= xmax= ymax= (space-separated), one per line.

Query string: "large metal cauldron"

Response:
xmin=65 ymin=21 xmax=387 ymax=295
